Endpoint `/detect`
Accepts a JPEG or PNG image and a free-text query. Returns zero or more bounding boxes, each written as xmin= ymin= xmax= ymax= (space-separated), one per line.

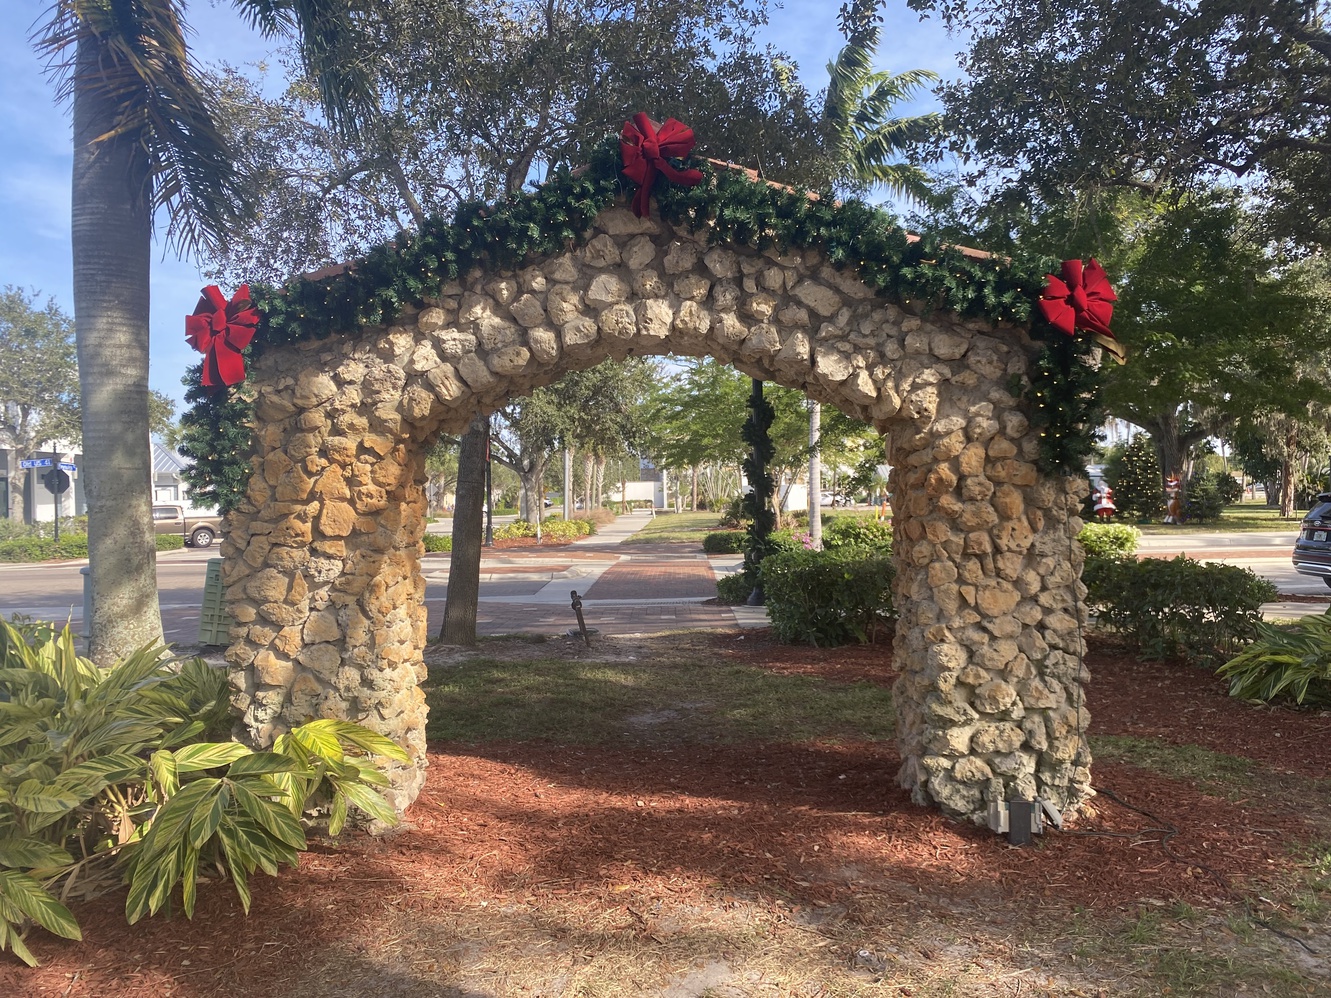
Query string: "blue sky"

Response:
xmin=2 ymin=1 xmax=960 ymax=414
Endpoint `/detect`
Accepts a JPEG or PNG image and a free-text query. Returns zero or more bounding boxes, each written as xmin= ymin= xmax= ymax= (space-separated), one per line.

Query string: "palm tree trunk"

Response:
xmin=440 ymin=415 xmax=488 ymax=644
xmin=73 ymin=32 xmax=163 ymax=663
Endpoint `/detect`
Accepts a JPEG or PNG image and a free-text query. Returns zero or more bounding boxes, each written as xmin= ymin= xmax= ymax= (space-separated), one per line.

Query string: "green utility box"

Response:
xmin=198 ymin=558 xmax=231 ymax=645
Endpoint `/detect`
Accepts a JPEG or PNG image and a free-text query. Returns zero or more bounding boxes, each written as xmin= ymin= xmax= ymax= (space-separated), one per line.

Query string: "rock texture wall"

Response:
xmin=222 ymin=200 xmax=1091 ymax=820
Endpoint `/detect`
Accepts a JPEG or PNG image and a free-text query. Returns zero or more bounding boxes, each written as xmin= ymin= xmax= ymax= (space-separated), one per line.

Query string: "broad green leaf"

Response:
xmin=0 ymin=917 xmax=38 ymax=967
xmin=180 ymin=845 xmax=199 ymax=919
xmin=230 ymin=780 xmax=307 ymax=850
xmin=227 ymin=753 xmax=300 ymax=778
xmin=0 ymin=869 xmax=81 ymax=940
xmin=12 ymin=779 xmax=82 ymax=814
xmin=189 ymin=784 xmax=230 ymax=850
xmin=0 ymin=837 xmax=73 ymax=872
xmin=327 ymin=792 xmax=348 ymax=837
xmin=333 ymin=778 xmax=400 ymax=828
xmin=150 ymin=749 xmax=179 ymax=798
xmin=304 ymin=720 xmax=411 ymax=764
xmin=134 ymin=779 xmax=221 ymax=865
xmin=173 ymin=742 xmax=251 ymax=773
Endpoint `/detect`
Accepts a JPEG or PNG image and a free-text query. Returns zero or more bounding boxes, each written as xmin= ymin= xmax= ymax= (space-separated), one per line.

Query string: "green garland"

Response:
xmin=183 ymin=131 xmax=1106 ymax=504
xmin=741 ymin=380 xmax=778 ymax=590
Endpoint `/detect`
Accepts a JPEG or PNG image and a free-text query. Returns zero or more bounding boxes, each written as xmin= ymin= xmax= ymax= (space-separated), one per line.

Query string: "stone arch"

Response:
xmin=221 ymin=199 xmax=1091 ymax=821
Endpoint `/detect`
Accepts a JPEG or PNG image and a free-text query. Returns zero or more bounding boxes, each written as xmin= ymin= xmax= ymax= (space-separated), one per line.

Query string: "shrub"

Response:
xmin=1213 ymin=472 xmax=1243 ymax=506
xmin=423 ymin=533 xmax=452 ymax=552
xmin=718 ymin=495 xmax=746 ymax=529
xmin=822 ymin=515 xmax=893 ymax=550
xmin=1077 ymin=522 xmax=1140 ymax=558
xmin=0 ymin=536 xmax=56 ymax=562
xmin=494 ymin=520 xmax=538 ymax=540
xmin=1183 ymin=472 xmax=1226 ymax=523
xmin=1217 ymin=612 xmax=1331 ymax=705
xmin=0 ymin=619 xmax=409 ymax=966
xmin=702 ymin=530 xmax=747 ymax=554
xmin=540 ymin=518 xmax=591 ymax=541
xmin=155 ymin=533 xmax=185 ymax=551
xmin=1083 ymin=554 xmax=1277 ymax=665
xmin=760 ymin=546 xmax=895 ymax=646
xmin=715 ymin=572 xmax=753 ymax=604
xmin=576 ymin=508 xmax=617 ymax=527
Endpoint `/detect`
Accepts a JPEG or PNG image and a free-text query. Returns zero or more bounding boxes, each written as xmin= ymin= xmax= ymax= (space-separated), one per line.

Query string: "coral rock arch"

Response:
xmin=222 ymin=200 xmax=1091 ymax=821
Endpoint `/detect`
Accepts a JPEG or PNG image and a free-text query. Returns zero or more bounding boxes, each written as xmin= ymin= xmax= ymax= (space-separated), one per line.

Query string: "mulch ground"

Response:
xmin=6 ymin=633 xmax=1331 ymax=996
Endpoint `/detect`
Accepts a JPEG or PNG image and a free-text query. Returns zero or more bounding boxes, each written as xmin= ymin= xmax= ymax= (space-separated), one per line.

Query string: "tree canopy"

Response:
xmin=909 ymin=0 xmax=1331 ymax=245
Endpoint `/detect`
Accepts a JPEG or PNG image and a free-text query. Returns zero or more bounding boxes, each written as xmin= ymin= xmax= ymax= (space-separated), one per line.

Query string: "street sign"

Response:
xmin=43 ymin=469 xmax=71 ymax=495
xmin=59 ymin=462 xmax=77 ymax=473
xmin=19 ymin=458 xmax=52 ymax=469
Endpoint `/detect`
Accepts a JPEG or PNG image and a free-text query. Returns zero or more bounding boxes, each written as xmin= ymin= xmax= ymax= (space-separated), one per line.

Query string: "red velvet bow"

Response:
xmin=620 ymin=112 xmax=704 ymax=218
xmin=186 ymin=284 xmax=259 ymax=388
xmin=1038 ymin=258 xmax=1126 ymax=363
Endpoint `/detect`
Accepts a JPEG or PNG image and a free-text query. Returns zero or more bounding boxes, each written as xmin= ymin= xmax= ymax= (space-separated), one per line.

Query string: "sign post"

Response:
xmin=42 ymin=465 xmax=73 ymax=543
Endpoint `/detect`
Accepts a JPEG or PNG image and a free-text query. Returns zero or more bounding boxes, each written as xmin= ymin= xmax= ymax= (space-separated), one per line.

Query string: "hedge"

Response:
xmin=1077 ymin=522 xmax=1139 ymax=558
xmin=1083 ymin=554 xmax=1277 ymax=665
xmin=760 ymin=546 xmax=895 ymax=646
xmin=702 ymin=530 xmax=747 ymax=554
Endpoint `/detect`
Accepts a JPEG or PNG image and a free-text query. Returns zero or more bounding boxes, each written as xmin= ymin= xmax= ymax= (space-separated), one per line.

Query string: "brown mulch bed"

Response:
xmin=5 ymin=633 xmax=1331 ymax=995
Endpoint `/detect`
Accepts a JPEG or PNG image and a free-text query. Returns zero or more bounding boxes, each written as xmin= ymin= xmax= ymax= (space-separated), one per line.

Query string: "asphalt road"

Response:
xmin=0 ymin=528 xmax=1320 ymax=645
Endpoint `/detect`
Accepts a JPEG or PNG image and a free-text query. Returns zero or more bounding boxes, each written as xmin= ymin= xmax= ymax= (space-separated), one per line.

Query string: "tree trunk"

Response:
xmin=690 ymin=466 xmax=698 ymax=511
xmin=582 ymin=452 xmax=595 ymax=510
xmin=73 ymin=33 xmax=163 ymax=663
xmin=440 ymin=415 xmax=488 ymax=644
xmin=1281 ymin=425 xmax=1297 ymax=518
xmin=594 ymin=455 xmax=606 ymax=509
xmin=517 ymin=455 xmax=547 ymax=525
xmin=808 ymin=401 xmax=822 ymax=549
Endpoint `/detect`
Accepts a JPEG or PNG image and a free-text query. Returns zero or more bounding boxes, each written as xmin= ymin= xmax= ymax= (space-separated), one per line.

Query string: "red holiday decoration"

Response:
xmin=620 ymin=112 xmax=704 ymax=218
xmin=1038 ymin=258 xmax=1126 ymax=363
xmin=186 ymin=284 xmax=259 ymax=388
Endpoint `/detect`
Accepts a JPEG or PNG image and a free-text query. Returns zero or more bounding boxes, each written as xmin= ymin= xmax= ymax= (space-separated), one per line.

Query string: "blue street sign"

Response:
xmin=19 ymin=458 xmax=52 ymax=469
xmin=59 ymin=462 xmax=77 ymax=472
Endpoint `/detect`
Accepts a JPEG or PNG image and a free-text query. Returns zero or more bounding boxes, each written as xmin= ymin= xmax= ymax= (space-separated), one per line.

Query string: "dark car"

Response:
xmin=1293 ymin=492 xmax=1331 ymax=588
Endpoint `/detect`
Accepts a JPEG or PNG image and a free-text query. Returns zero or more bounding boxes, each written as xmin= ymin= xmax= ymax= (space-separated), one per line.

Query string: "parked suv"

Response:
xmin=1292 ymin=492 xmax=1331 ymax=588
xmin=152 ymin=504 xmax=224 ymax=548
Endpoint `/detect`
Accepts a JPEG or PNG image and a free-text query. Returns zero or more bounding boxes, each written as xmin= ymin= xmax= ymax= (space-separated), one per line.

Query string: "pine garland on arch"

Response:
xmin=183 ymin=125 xmax=1115 ymax=499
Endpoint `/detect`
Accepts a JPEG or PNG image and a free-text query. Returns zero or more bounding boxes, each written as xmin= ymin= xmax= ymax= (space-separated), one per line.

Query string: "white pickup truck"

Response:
xmin=152 ymin=504 xmax=224 ymax=548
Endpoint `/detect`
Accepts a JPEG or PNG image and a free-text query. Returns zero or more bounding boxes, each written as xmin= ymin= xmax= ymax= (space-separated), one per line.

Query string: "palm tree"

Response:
xmin=33 ymin=1 xmax=374 ymax=663
xmin=822 ymin=0 xmax=942 ymax=202
xmin=808 ymin=1 xmax=944 ymax=523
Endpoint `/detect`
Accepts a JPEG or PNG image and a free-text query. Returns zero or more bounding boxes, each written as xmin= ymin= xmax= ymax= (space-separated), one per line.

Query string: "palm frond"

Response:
xmin=33 ymin=0 xmax=246 ymax=258
xmin=234 ymin=0 xmax=379 ymax=143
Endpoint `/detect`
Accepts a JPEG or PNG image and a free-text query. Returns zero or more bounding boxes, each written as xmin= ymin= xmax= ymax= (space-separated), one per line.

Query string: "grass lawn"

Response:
xmin=1134 ymin=502 xmax=1308 ymax=534
xmin=617 ymin=509 xmax=725 ymax=546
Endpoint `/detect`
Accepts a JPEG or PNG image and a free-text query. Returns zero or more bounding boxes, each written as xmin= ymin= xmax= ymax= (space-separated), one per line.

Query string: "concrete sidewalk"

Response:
xmin=418 ymin=510 xmax=771 ymax=637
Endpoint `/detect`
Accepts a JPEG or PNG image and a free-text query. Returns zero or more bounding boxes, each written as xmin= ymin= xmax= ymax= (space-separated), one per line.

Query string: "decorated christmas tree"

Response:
xmin=1111 ymin=434 xmax=1164 ymax=521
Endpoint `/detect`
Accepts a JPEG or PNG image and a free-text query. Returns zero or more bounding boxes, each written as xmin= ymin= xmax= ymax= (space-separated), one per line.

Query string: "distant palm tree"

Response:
xmin=823 ymin=0 xmax=942 ymax=201
xmin=33 ymin=1 xmax=374 ymax=662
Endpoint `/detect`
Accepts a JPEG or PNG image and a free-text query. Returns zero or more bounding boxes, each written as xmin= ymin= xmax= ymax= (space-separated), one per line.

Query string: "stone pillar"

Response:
xmin=223 ymin=349 xmax=431 ymax=813
xmin=889 ymin=369 xmax=1092 ymax=823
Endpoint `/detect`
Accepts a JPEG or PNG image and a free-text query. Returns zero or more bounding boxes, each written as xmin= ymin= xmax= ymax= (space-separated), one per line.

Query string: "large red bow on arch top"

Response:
xmin=186 ymin=284 xmax=259 ymax=388
xmin=1038 ymin=258 xmax=1126 ymax=363
xmin=620 ymin=112 xmax=704 ymax=219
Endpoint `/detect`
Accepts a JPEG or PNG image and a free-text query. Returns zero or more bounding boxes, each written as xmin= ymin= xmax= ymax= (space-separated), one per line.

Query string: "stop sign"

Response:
xmin=44 ymin=469 xmax=71 ymax=495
